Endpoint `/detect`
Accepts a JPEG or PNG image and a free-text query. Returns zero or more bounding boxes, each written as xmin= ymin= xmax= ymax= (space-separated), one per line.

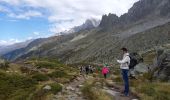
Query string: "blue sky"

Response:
xmin=0 ymin=15 xmax=51 ymax=40
xmin=0 ymin=0 xmax=138 ymax=46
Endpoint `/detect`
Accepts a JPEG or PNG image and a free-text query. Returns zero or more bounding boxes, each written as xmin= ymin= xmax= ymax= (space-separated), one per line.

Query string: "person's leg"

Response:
xmin=122 ymin=69 xmax=129 ymax=96
xmin=124 ymin=69 xmax=129 ymax=96
xmin=121 ymin=69 xmax=125 ymax=93
xmin=104 ymin=74 xmax=107 ymax=79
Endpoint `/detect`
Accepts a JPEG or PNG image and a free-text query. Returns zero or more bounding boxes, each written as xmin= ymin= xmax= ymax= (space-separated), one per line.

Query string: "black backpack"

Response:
xmin=128 ymin=55 xmax=138 ymax=69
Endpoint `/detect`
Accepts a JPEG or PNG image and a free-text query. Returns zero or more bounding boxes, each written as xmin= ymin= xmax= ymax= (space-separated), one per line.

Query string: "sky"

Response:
xmin=0 ymin=0 xmax=139 ymax=46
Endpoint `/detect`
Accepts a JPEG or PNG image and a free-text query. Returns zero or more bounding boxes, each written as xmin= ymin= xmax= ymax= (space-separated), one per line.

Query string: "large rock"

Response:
xmin=134 ymin=63 xmax=148 ymax=74
xmin=154 ymin=49 xmax=170 ymax=81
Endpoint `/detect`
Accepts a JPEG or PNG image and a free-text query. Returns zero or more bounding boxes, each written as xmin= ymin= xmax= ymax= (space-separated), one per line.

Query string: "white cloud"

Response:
xmin=0 ymin=39 xmax=21 ymax=46
xmin=27 ymin=37 xmax=33 ymax=40
xmin=0 ymin=5 xmax=10 ymax=13
xmin=8 ymin=10 xmax=42 ymax=19
xmin=33 ymin=32 xmax=40 ymax=36
xmin=0 ymin=0 xmax=139 ymax=33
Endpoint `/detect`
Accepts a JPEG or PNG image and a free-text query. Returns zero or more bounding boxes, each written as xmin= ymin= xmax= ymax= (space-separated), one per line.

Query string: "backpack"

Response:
xmin=128 ymin=55 xmax=138 ymax=69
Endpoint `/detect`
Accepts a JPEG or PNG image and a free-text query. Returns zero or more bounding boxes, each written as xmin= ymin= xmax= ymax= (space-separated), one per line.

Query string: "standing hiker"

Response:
xmin=80 ymin=66 xmax=85 ymax=74
xmin=117 ymin=48 xmax=130 ymax=96
xmin=85 ymin=65 xmax=89 ymax=75
xmin=102 ymin=64 xmax=109 ymax=79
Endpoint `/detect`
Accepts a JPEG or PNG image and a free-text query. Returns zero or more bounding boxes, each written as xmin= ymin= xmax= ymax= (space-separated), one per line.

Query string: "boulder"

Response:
xmin=66 ymin=86 xmax=75 ymax=91
xmin=78 ymin=85 xmax=83 ymax=88
xmin=134 ymin=63 xmax=148 ymax=74
xmin=154 ymin=49 xmax=170 ymax=81
xmin=43 ymin=85 xmax=51 ymax=90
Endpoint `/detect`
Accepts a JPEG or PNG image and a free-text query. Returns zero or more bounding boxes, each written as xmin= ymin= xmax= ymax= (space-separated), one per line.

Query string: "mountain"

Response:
xmin=2 ymin=38 xmax=49 ymax=61
xmin=2 ymin=0 xmax=170 ymax=64
xmin=0 ymin=39 xmax=34 ymax=56
xmin=55 ymin=19 xmax=100 ymax=35
xmin=71 ymin=18 xmax=100 ymax=32
xmin=99 ymin=0 xmax=170 ymax=31
xmin=2 ymin=19 xmax=100 ymax=61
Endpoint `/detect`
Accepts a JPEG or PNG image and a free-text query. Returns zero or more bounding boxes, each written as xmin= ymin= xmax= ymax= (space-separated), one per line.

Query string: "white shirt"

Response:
xmin=117 ymin=53 xmax=130 ymax=69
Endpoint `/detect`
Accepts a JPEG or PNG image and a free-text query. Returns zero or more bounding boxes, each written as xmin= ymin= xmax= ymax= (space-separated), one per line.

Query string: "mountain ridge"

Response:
xmin=2 ymin=0 xmax=170 ymax=64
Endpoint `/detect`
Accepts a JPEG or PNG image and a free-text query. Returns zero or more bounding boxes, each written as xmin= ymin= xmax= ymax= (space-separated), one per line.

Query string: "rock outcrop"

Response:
xmin=154 ymin=48 xmax=170 ymax=81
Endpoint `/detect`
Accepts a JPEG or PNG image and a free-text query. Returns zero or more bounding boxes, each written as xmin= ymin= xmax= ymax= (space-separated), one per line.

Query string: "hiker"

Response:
xmin=89 ymin=65 xmax=94 ymax=74
xmin=85 ymin=65 xmax=89 ymax=75
xmin=129 ymin=52 xmax=138 ymax=79
xmin=117 ymin=48 xmax=130 ymax=96
xmin=102 ymin=64 xmax=109 ymax=79
xmin=80 ymin=66 xmax=84 ymax=74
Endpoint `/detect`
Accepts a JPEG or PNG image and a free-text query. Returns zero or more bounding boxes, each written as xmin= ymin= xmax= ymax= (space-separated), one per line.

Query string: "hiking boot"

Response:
xmin=119 ymin=93 xmax=129 ymax=97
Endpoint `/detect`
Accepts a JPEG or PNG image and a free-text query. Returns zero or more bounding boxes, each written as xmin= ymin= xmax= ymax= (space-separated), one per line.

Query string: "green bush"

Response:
xmin=32 ymin=73 xmax=49 ymax=82
xmin=48 ymin=70 xmax=68 ymax=78
xmin=0 ymin=61 xmax=10 ymax=70
xmin=82 ymin=79 xmax=113 ymax=100
xmin=49 ymin=83 xmax=62 ymax=94
xmin=135 ymin=82 xmax=170 ymax=100
xmin=137 ymin=83 xmax=155 ymax=96
xmin=155 ymin=91 xmax=170 ymax=100
xmin=26 ymin=57 xmax=64 ymax=69
xmin=35 ymin=61 xmax=57 ymax=69
xmin=0 ymin=72 xmax=37 ymax=100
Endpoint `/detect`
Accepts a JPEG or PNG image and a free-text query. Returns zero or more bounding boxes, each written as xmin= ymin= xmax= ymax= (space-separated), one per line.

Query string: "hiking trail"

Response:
xmin=52 ymin=74 xmax=139 ymax=100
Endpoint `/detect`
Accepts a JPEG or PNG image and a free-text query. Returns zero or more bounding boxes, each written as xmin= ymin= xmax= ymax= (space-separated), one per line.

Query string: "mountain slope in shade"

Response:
xmin=0 ymin=39 xmax=34 ymax=56
xmin=99 ymin=0 xmax=170 ymax=30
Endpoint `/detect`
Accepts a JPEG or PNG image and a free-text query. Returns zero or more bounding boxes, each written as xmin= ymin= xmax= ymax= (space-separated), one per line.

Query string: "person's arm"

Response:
xmin=117 ymin=56 xmax=130 ymax=64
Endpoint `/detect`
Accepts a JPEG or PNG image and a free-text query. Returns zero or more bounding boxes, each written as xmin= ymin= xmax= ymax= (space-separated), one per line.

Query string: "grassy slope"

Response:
xmin=0 ymin=58 xmax=79 ymax=100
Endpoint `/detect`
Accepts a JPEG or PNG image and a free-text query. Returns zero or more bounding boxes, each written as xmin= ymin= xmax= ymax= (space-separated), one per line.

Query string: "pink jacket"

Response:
xmin=102 ymin=67 xmax=109 ymax=74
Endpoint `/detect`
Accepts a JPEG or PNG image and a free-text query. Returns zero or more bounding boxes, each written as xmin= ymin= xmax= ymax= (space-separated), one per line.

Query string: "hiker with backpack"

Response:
xmin=102 ymin=64 xmax=109 ymax=79
xmin=85 ymin=65 xmax=90 ymax=75
xmin=117 ymin=48 xmax=130 ymax=96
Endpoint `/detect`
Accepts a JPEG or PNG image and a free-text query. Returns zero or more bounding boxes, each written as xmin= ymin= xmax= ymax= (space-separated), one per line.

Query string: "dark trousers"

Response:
xmin=104 ymin=74 xmax=107 ymax=79
xmin=121 ymin=69 xmax=129 ymax=95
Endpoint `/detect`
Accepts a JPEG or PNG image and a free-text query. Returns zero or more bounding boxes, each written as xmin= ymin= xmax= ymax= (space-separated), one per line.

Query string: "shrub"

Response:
xmin=135 ymin=82 xmax=170 ymax=100
xmin=26 ymin=57 xmax=64 ymax=69
xmin=32 ymin=73 xmax=49 ymax=82
xmin=0 ymin=61 xmax=10 ymax=70
xmin=48 ymin=70 xmax=68 ymax=78
xmin=0 ymin=72 xmax=37 ymax=99
xmin=114 ymin=76 xmax=123 ymax=83
xmin=82 ymin=79 xmax=113 ymax=100
xmin=35 ymin=61 xmax=57 ymax=69
xmin=49 ymin=83 xmax=62 ymax=94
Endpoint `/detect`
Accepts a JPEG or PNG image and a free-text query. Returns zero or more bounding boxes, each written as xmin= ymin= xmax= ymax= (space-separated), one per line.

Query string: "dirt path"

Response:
xmin=52 ymin=75 xmax=87 ymax=100
xmin=52 ymin=74 xmax=139 ymax=100
xmin=103 ymin=86 xmax=138 ymax=100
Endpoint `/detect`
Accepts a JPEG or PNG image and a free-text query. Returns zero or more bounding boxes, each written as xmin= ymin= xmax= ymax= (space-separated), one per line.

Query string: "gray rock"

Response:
xmin=43 ymin=85 xmax=51 ymax=90
xmin=134 ymin=63 xmax=148 ymax=74
xmin=66 ymin=86 xmax=75 ymax=91
xmin=76 ymin=92 xmax=82 ymax=95
xmin=153 ymin=49 xmax=170 ymax=81
xmin=78 ymin=85 xmax=83 ymax=88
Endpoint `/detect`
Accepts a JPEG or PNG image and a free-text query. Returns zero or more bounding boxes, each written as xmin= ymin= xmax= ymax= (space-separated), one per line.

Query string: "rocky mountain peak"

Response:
xmin=99 ymin=0 xmax=170 ymax=29
xmin=66 ymin=18 xmax=100 ymax=33
xmin=99 ymin=13 xmax=119 ymax=28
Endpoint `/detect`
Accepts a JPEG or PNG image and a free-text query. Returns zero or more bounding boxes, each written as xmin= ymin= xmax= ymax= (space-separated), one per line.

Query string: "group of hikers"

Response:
xmin=79 ymin=47 xmax=141 ymax=96
xmin=79 ymin=65 xmax=95 ymax=75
